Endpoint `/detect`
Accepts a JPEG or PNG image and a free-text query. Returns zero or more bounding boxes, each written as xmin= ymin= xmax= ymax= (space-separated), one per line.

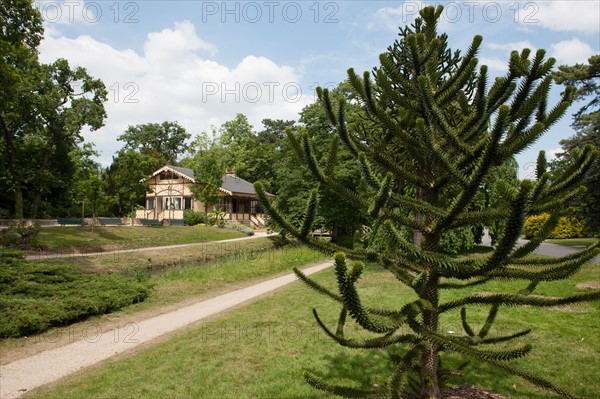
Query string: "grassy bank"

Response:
xmin=37 ymin=225 xmax=246 ymax=252
xmin=545 ymin=238 xmax=598 ymax=247
xmin=133 ymin=243 xmax=329 ymax=311
xmin=40 ymin=237 xmax=278 ymax=274
xmin=25 ymin=259 xmax=600 ymax=399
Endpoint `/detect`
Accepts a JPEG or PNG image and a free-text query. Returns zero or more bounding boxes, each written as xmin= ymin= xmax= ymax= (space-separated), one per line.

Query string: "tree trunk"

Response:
xmin=2 ymin=114 xmax=22 ymax=219
xmin=413 ymin=186 xmax=424 ymax=248
xmin=30 ymin=135 xmax=54 ymax=219
xmin=14 ymin=188 xmax=24 ymax=220
xmin=419 ymin=274 xmax=441 ymax=398
xmin=30 ymin=192 xmax=42 ymax=220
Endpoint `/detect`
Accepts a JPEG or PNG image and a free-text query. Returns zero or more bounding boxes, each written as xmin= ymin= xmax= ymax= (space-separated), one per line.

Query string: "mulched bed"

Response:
xmin=576 ymin=281 xmax=600 ymax=290
xmin=442 ymin=384 xmax=512 ymax=399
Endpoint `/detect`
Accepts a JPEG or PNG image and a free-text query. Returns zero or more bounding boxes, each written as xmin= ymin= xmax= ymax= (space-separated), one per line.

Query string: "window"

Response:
xmin=174 ymin=197 xmax=182 ymax=210
xmin=147 ymin=198 xmax=155 ymax=210
xmin=160 ymin=172 xmax=177 ymax=180
xmin=184 ymin=197 xmax=192 ymax=210
xmin=218 ymin=198 xmax=230 ymax=213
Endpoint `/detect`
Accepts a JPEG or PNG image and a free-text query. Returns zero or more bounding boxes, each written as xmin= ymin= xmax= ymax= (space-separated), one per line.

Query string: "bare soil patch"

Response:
xmin=442 ymin=384 xmax=511 ymax=399
xmin=476 ymin=292 xmax=594 ymax=313
xmin=576 ymin=281 xmax=600 ymax=290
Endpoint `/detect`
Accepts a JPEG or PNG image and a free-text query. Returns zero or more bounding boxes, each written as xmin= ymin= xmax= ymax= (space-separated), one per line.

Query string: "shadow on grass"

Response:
xmin=442 ymin=354 xmax=572 ymax=399
xmin=295 ymin=348 xmax=565 ymax=399
xmin=300 ymin=348 xmax=395 ymax=394
xmin=467 ymin=245 xmax=495 ymax=255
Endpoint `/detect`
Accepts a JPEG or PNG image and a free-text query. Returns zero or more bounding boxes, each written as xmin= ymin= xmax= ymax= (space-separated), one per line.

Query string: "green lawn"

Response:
xmin=545 ymin=238 xmax=599 ymax=247
xmin=130 ymin=243 xmax=329 ymax=312
xmin=25 ymin=259 xmax=600 ymax=399
xmin=37 ymin=225 xmax=246 ymax=251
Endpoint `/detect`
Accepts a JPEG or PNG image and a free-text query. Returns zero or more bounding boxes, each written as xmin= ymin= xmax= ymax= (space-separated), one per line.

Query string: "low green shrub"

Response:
xmin=0 ymin=224 xmax=41 ymax=249
xmin=224 ymin=222 xmax=254 ymax=236
xmin=208 ymin=209 xmax=227 ymax=226
xmin=523 ymin=213 xmax=587 ymax=239
xmin=440 ymin=227 xmax=475 ymax=254
xmin=0 ymin=252 xmax=150 ymax=338
xmin=183 ymin=210 xmax=205 ymax=226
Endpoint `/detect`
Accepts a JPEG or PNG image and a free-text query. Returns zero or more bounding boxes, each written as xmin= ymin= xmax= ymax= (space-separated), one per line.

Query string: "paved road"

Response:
xmin=520 ymin=239 xmax=600 ymax=264
xmin=482 ymin=233 xmax=599 ymax=264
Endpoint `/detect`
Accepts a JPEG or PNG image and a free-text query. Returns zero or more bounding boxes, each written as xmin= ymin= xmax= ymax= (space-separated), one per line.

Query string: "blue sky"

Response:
xmin=36 ymin=1 xmax=599 ymax=177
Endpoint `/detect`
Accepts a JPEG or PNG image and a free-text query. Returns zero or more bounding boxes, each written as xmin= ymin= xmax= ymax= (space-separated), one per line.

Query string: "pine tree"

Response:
xmin=552 ymin=55 xmax=600 ymax=233
xmin=255 ymin=6 xmax=600 ymax=399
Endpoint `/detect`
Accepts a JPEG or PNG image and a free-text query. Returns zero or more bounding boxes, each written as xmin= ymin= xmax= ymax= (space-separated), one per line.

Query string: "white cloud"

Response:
xmin=524 ymin=1 xmax=600 ymax=34
xmin=547 ymin=147 xmax=563 ymax=161
xmin=368 ymin=4 xmax=424 ymax=31
xmin=145 ymin=21 xmax=217 ymax=59
xmin=551 ymin=38 xmax=596 ymax=65
xmin=479 ymin=57 xmax=508 ymax=72
xmin=39 ymin=21 xmax=311 ymax=166
xmin=487 ymin=41 xmax=537 ymax=52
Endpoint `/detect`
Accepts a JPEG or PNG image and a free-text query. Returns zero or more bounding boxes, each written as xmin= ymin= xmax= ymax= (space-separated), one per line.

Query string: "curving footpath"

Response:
xmin=0 ymin=260 xmax=333 ymax=399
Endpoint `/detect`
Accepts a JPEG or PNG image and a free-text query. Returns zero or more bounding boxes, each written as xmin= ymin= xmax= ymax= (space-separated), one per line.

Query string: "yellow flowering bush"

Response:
xmin=523 ymin=213 xmax=587 ymax=239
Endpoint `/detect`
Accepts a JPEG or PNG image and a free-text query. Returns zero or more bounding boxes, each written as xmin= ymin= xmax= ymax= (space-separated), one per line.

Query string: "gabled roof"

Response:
xmin=146 ymin=165 xmax=274 ymax=197
xmin=221 ymin=174 xmax=259 ymax=196
xmin=149 ymin=165 xmax=196 ymax=182
xmin=169 ymin=165 xmax=195 ymax=181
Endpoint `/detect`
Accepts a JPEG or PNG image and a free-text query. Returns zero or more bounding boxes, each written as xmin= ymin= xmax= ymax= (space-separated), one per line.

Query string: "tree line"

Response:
xmin=1 ymin=0 xmax=597 ymax=238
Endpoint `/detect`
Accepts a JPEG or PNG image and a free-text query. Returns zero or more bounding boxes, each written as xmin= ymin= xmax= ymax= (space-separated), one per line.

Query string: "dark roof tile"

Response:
xmin=164 ymin=165 xmax=273 ymax=196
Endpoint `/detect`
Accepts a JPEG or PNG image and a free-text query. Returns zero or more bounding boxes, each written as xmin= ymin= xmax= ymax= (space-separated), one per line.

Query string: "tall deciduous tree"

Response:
xmin=213 ymin=113 xmax=255 ymax=175
xmin=255 ymin=7 xmax=600 ymax=398
xmin=105 ymin=149 xmax=161 ymax=216
xmin=0 ymin=0 xmax=107 ymax=219
xmin=190 ymin=156 xmax=224 ymax=219
xmin=69 ymin=143 xmax=106 ymax=219
xmin=181 ymin=116 xmax=295 ymax=195
xmin=117 ymin=121 xmax=190 ymax=165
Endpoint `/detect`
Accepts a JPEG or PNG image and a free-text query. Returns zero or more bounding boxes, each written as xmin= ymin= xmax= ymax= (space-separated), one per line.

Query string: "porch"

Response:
xmin=134 ymin=195 xmax=266 ymax=227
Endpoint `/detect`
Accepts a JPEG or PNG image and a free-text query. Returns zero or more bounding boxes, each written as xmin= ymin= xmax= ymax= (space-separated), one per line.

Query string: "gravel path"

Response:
xmin=0 ymin=261 xmax=333 ymax=399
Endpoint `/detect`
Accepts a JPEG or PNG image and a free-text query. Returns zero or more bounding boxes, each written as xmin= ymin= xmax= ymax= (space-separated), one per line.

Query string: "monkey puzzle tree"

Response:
xmin=255 ymin=7 xmax=600 ymax=399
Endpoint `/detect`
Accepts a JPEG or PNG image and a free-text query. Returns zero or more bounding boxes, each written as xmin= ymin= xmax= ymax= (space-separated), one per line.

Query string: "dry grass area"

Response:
xmin=36 ymin=225 xmax=245 ymax=252
xmin=41 ymin=237 xmax=274 ymax=273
